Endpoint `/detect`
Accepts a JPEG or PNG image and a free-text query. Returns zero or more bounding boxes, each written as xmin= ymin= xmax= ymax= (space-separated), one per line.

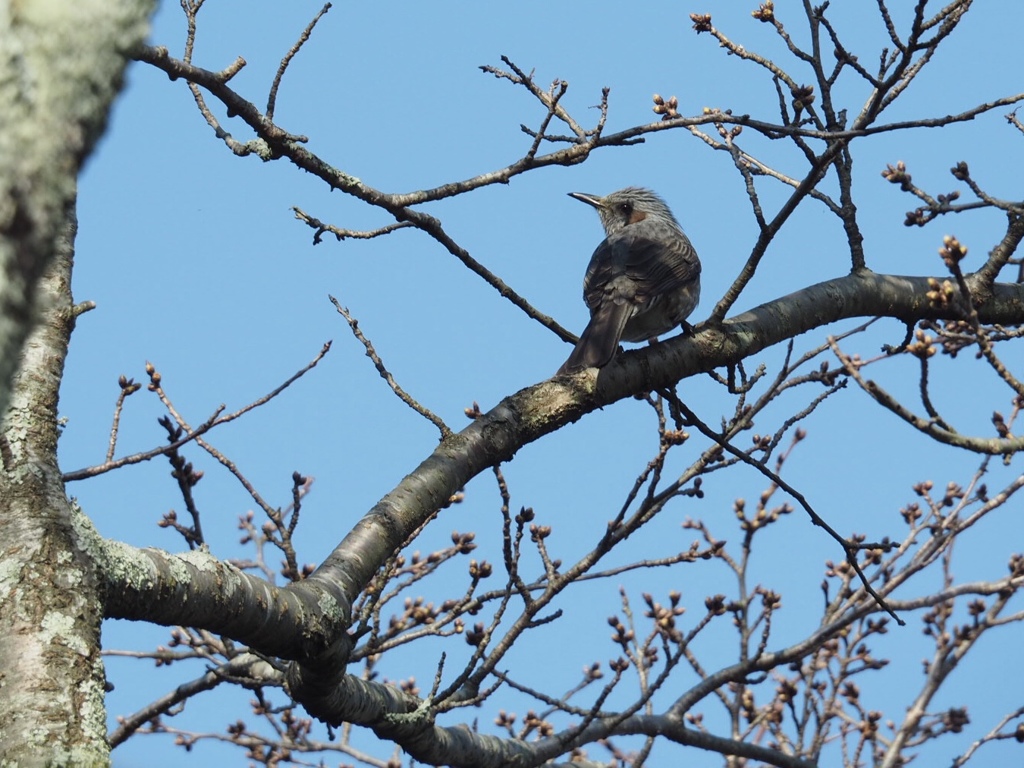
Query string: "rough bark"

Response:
xmin=0 ymin=0 xmax=154 ymax=422
xmin=0 ymin=207 xmax=110 ymax=765
xmin=0 ymin=3 xmax=155 ymax=763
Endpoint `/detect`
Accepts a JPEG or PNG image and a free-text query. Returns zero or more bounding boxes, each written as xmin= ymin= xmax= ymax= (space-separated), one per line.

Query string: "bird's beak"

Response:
xmin=568 ymin=192 xmax=604 ymax=209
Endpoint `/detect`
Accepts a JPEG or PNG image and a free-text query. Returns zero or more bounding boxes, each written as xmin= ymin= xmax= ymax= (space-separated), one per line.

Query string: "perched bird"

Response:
xmin=557 ymin=187 xmax=701 ymax=375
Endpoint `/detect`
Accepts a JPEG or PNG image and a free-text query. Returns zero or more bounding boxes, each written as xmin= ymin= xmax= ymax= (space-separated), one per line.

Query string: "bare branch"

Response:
xmin=266 ymin=3 xmax=332 ymax=121
xmin=330 ymin=297 xmax=451 ymax=439
xmin=63 ymin=343 xmax=331 ymax=482
xmin=292 ymin=207 xmax=414 ymax=244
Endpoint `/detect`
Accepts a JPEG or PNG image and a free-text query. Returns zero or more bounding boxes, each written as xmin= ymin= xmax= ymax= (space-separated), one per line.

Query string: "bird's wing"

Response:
xmin=562 ymin=224 xmax=700 ymax=374
xmin=582 ymin=227 xmax=700 ymax=310
xmin=556 ymin=299 xmax=634 ymax=374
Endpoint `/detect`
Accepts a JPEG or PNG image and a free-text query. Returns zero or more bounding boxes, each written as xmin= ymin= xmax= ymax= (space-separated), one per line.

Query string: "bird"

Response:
xmin=557 ymin=187 xmax=701 ymax=375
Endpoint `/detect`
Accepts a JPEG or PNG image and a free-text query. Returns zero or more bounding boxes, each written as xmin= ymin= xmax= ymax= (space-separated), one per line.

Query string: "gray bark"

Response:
xmin=0 ymin=0 xmax=154 ymax=424
xmin=0 ymin=3 xmax=155 ymax=764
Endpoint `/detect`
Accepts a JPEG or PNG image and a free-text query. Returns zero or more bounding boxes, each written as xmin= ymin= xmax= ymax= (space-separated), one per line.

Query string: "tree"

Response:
xmin=3 ymin=1 xmax=1024 ymax=766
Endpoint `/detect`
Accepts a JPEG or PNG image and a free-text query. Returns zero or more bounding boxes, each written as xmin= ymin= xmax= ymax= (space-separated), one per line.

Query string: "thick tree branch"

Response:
xmin=105 ymin=270 xmax=1024 ymax=657
xmin=318 ymin=271 xmax=1022 ymax=595
xmin=99 ymin=538 xmax=352 ymax=662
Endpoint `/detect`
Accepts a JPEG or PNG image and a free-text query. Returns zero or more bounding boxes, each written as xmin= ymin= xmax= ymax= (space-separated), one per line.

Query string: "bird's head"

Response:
xmin=568 ymin=187 xmax=680 ymax=236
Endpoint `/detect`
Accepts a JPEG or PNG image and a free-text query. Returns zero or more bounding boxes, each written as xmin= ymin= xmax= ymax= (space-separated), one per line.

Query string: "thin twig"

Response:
xmin=63 ymin=342 xmax=331 ymax=481
xmin=267 ymin=3 xmax=331 ymax=121
xmin=671 ymin=398 xmax=903 ymax=625
xmin=293 ymin=207 xmax=414 ymax=244
xmin=330 ymin=296 xmax=451 ymax=439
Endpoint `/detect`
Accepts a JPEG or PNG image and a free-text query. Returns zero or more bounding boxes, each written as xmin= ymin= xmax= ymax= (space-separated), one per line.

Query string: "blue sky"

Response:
xmin=65 ymin=2 xmax=1024 ymax=766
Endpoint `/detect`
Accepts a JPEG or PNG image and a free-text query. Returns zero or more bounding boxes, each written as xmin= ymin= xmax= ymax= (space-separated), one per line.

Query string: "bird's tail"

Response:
xmin=557 ymin=302 xmax=634 ymax=375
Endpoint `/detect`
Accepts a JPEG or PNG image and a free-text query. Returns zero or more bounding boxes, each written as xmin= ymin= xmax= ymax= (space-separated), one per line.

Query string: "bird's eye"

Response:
xmin=618 ymin=202 xmax=632 ymax=214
